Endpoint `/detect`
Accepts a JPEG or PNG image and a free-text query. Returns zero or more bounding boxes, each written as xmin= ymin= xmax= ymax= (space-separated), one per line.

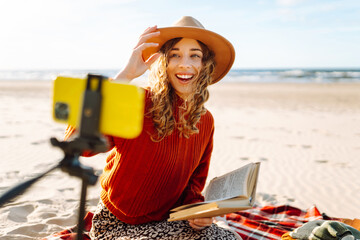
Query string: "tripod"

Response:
xmin=0 ymin=74 xmax=108 ymax=240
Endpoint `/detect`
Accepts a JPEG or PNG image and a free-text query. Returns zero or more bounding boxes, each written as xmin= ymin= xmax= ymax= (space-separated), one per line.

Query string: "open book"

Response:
xmin=168 ymin=162 xmax=260 ymax=221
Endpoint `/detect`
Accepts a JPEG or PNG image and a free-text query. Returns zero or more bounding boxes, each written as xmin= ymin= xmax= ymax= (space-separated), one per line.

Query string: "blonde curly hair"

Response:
xmin=147 ymin=38 xmax=215 ymax=141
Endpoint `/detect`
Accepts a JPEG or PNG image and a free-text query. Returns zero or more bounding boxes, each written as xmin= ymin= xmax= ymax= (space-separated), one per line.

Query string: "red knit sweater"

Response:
xmin=65 ymin=90 xmax=214 ymax=224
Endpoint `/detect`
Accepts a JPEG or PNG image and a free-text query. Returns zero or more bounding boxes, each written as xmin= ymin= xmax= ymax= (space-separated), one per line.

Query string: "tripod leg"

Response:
xmin=0 ymin=164 xmax=58 ymax=207
xmin=77 ymin=179 xmax=88 ymax=240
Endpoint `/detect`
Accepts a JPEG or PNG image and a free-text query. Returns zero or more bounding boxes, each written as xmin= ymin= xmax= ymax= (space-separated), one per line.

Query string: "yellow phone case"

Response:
xmin=53 ymin=76 xmax=145 ymax=139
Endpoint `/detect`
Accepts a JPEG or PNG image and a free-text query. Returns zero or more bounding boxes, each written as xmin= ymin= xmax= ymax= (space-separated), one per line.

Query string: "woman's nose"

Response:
xmin=178 ymin=56 xmax=192 ymax=68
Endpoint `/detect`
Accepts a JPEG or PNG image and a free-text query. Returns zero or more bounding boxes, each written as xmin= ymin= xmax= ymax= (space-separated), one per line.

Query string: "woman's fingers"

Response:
xmin=194 ymin=217 xmax=213 ymax=226
xmin=135 ymin=30 xmax=160 ymax=49
xmin=113 ymin=26 xmax=160 ymax=81
xmin=135 ymin=25 xmax=159 ymax=47
xmin=141 ymin=25 xmax=157 ymax=35
xmin=134 ymin=42 xmax=159 ymax=64
xmin=133 ymin=25 xmax=160 ymax=60
xmin=145 ymin=52 xmax=161 ymax=66
xmin=140 ymin=31 xmax=160 ymax=43
xmin=188 ymin=221 xmax=204 ymax=230
xmin=135 ymin=42 xmax=159 ymax=52
xmin=188 ymin=217 xmax=214 ymax=231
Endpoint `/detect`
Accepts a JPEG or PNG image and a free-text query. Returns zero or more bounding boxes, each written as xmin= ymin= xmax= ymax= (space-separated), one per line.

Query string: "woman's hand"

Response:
xmin=188 ymin=217 xmax=213 ymax=231
xmin=114 ymin=25 xmax=161 ymax=82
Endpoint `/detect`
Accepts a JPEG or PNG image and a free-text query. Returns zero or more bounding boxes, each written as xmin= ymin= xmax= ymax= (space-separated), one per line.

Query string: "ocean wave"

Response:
xmin=227 ymin=69 xmax=360 ymax=83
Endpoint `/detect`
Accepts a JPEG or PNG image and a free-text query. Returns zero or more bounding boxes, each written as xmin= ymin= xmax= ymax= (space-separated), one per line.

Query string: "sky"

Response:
xmin=0 ymin=0 xmax=359 ymax=70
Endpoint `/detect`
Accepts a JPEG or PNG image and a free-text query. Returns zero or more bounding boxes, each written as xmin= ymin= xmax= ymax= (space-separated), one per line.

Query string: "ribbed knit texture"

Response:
xmin=64 ymin=89 xmax=214 ymax=225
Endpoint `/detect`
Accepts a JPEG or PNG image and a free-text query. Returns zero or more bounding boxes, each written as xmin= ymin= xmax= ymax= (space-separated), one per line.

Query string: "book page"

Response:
xmin=170 ymin=162 xmax=260 ymax=213
xmin=204 ymin=163 xmax=252 ymax=201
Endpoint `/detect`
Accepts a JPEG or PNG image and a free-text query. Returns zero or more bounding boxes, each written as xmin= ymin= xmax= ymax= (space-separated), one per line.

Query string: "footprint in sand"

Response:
xmin=38 ymin=199 xmax=53 ymax=205
xmin=30 ymin=140 xmax=47 ymax=145
xmin=232 ymin=136 xmax=245 ymax=140
xmin=5 ymin=171 xmax=20 ymax=178
xmin=315 ymin=160 xmax=328 ymax=164
xmin=0 ymin=135 xmax=23 ymax=139
xmin=8 ymin=204 xmax=35 ymax=222
xmin=7 ymin=223 xmax=46 ymax=235
xmin=257 ymin=193 xmax=277 ymax=202
xmin=46 ymin=215 xmax=74 ymax=225
xmin=302 ymin=145 xmax=312 ymax=149
xmin=58 ymin=187 xmax=75 ymax=193
xmin=335 ymin=162 xmax=348 ymax=168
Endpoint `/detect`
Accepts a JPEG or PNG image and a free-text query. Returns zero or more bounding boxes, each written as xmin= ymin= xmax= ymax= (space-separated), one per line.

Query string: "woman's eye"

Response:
xmin=191 ymin=54 xmax=201 ymax=58
xmin=169 ymin=53 xmax=179 ymax=58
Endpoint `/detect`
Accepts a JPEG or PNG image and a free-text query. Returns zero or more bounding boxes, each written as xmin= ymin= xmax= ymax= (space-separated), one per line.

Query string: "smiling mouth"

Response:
xmin=176 ymin=74 xmax=194 ymax=83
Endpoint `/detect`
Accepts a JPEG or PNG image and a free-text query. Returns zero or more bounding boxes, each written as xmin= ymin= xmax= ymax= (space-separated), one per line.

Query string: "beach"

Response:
xmin=0 ymin=80 xmax=360 ymax=239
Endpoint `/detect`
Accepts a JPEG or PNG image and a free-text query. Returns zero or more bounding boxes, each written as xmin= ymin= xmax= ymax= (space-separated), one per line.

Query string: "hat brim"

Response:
xmin=142 ymin=26 xmax=235 ymax=84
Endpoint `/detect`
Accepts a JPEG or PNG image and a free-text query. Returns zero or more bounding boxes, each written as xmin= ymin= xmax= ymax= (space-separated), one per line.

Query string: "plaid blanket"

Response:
xmin=43 ymin=205 xmax=336 ymax=240
xmin=226 ymin=205 xmax=336 ymax=240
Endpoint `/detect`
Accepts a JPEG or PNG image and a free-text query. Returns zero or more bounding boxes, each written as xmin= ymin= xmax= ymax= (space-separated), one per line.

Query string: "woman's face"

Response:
xmin=167 ymin=38 xmax=203 ymax=100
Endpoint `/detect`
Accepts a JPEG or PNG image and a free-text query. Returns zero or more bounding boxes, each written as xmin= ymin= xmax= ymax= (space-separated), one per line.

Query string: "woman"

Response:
xmin=66 ymin=16 xmax=237 ymax=239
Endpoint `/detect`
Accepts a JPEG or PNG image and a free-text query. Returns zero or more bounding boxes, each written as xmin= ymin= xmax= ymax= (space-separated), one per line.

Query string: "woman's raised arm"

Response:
xmin=114 ymin=25 xmax=161 ymax=82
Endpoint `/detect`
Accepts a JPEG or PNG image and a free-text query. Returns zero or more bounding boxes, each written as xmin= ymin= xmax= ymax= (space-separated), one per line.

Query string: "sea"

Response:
xmin=0 ymin=68 xmax=359 ymax=83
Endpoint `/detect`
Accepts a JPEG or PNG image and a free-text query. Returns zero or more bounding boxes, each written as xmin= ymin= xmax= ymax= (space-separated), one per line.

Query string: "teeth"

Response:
xmin=176 ymin=74 xmax=193 ymax=79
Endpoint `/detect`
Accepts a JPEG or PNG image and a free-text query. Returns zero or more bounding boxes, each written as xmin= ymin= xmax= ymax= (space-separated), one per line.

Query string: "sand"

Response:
xmin=0 ymin=80 xmax=359 ymax=239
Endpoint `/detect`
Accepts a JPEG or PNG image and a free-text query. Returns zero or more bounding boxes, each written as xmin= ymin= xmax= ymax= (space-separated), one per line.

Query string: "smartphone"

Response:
xmin=52 ymin=75 xmax=145 ymax=139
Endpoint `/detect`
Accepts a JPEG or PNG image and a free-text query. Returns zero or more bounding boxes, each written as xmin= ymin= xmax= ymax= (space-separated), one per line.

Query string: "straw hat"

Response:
xmin=142 ymin=16 xmax=235 ymax=84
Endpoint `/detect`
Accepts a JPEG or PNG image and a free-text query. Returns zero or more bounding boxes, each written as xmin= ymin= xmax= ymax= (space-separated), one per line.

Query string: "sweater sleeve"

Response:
xmin=181 ymin=124 xmax=214 ymax=205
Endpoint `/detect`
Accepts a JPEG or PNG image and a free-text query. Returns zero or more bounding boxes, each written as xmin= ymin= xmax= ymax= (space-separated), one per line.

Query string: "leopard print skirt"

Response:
xmin=89 ymin=200 xmax=237 ymax=240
